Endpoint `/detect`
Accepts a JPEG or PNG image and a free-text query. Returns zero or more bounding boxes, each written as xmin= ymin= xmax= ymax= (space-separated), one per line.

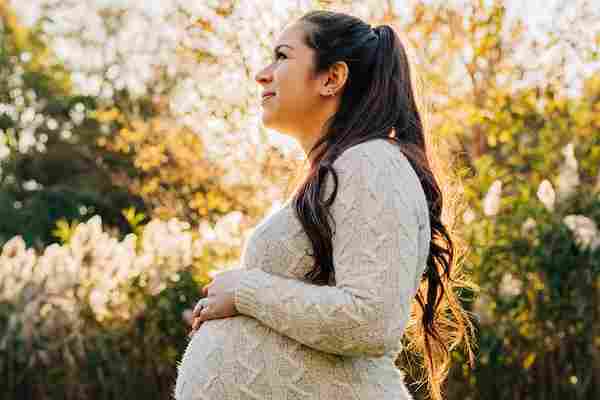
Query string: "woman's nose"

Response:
xmin=255 ymin=66 xmax=272 ymax=86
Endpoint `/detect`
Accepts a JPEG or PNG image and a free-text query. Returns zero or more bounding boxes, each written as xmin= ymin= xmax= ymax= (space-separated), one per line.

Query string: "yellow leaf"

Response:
xmin=51 ymin=218 xmax=79 ymax=244
xmin=523 ymin=352 xmax=536 ymax=370
xmin=91 ymin=108 xmax=120 ymax=123
xmin=499 ymin=130 xmax=512 ymax=143
xmin=122 ymin=207 xmax=135 ymax=222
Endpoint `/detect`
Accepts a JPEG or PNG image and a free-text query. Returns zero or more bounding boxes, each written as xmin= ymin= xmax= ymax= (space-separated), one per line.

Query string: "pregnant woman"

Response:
xmin=175 ymin=9 xmax=476 ymax=400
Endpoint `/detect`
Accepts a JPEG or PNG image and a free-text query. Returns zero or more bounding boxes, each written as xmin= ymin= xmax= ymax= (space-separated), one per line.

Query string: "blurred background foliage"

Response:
xmin=0 ymin=0 xmax=598 ymax=399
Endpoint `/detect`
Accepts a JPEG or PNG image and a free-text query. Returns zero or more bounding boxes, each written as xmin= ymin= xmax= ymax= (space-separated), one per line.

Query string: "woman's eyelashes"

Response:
xmin=274 ymin=51 xmax=287 ymax=61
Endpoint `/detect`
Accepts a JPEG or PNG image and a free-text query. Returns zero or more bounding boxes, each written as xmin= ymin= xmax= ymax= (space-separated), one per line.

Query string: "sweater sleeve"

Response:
xmin=234 ymin=143 xmax=429 ymax=357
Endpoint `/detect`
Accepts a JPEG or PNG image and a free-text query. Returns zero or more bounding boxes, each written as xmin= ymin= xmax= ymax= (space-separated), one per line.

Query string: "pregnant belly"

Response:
xmin=174 ymin=315 xmax=410 ymax=400
xmin=174 ymin=315 xmax=291 ymax=399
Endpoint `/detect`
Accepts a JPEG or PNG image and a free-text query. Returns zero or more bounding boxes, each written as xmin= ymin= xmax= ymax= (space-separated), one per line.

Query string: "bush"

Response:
xmin=449 ymin=150 xmax=600 ymax=399
xmin=0 ymin=216 xmax=211 ymax=400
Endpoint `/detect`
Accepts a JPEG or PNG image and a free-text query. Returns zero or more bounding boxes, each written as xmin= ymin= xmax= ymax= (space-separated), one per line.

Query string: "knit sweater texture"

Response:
xmin=174 ymin=138 xmax=431 ymax=400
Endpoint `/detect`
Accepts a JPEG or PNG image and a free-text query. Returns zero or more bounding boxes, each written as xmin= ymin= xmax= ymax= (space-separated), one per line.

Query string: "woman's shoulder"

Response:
xmin=332 ymin=138 xmax=412 ymax=178
xmin=331 ymin=138 xmax=428 ymax=218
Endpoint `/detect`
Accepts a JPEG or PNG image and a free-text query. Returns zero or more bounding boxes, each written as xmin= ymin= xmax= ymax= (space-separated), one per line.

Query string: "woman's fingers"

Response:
xmin=188 ymin=317 xmax=203 ymax=337
xmin=193 ymin=297 xmax=210 ymax=318
xmin=191 ymin=305 xmax=211 ymax=328
xmin=192 ymin=317 xmax=201 ymax=331
xmin=188 ymin=294 xmax=221 ymax=338
xmin=192 ymin=302 xmax=202 ymax=318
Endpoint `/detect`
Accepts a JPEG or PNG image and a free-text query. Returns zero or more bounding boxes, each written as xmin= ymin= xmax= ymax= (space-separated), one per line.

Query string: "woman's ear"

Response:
xmin=320 ymin=61 xmax=349 ymax=97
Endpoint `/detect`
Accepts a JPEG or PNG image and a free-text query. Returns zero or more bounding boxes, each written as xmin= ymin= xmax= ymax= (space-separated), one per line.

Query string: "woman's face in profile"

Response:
xmin=254 ymin=22 xmax=331 ymax=139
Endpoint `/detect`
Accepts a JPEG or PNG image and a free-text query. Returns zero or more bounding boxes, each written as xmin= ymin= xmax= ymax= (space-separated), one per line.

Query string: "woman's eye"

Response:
xmin=274 ymin=51 xmax=286 ymax=60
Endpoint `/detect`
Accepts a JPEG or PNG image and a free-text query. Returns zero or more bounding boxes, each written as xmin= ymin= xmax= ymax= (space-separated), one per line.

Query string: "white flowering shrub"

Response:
xmin=2 ymin=216 xmax=193 ymax=320
xmin=463 ymin=140 xmax=600 ymax=397
xmin=0 ymin=213 xmax=250 ymax=398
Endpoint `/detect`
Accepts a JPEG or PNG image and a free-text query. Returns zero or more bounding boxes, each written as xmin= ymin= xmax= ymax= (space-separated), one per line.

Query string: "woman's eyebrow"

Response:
xmin=274 ymin=44 xmax=294 ymax=53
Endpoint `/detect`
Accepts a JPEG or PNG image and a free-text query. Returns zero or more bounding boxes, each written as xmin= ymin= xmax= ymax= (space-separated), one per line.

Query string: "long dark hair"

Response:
xmin=286 ymin=10 xmax=477 ymax=400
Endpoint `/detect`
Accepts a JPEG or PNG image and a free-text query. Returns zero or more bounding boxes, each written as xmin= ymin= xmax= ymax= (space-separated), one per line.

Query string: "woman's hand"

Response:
xmin=188 ymin=268 xmax=247 ymax=336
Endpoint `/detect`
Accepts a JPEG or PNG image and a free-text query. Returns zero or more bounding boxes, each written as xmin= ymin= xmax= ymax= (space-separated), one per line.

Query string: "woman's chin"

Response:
xmin=260 ymin=112 xmax=276 ymax=128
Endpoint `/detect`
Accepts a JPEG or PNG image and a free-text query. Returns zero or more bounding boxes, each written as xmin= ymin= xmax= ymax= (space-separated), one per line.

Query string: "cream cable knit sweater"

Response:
xmin=174 ymin=138 xmax=431 ymax=400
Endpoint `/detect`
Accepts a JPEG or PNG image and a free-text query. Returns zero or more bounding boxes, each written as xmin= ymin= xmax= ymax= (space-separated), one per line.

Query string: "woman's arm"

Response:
xmin=234 ymin=143 xmax=429 ymax=357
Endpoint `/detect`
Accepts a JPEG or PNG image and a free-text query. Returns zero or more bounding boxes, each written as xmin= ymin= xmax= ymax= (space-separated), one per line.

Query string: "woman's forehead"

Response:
xmin=274 ymin=23 xmax=306 ymax=49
